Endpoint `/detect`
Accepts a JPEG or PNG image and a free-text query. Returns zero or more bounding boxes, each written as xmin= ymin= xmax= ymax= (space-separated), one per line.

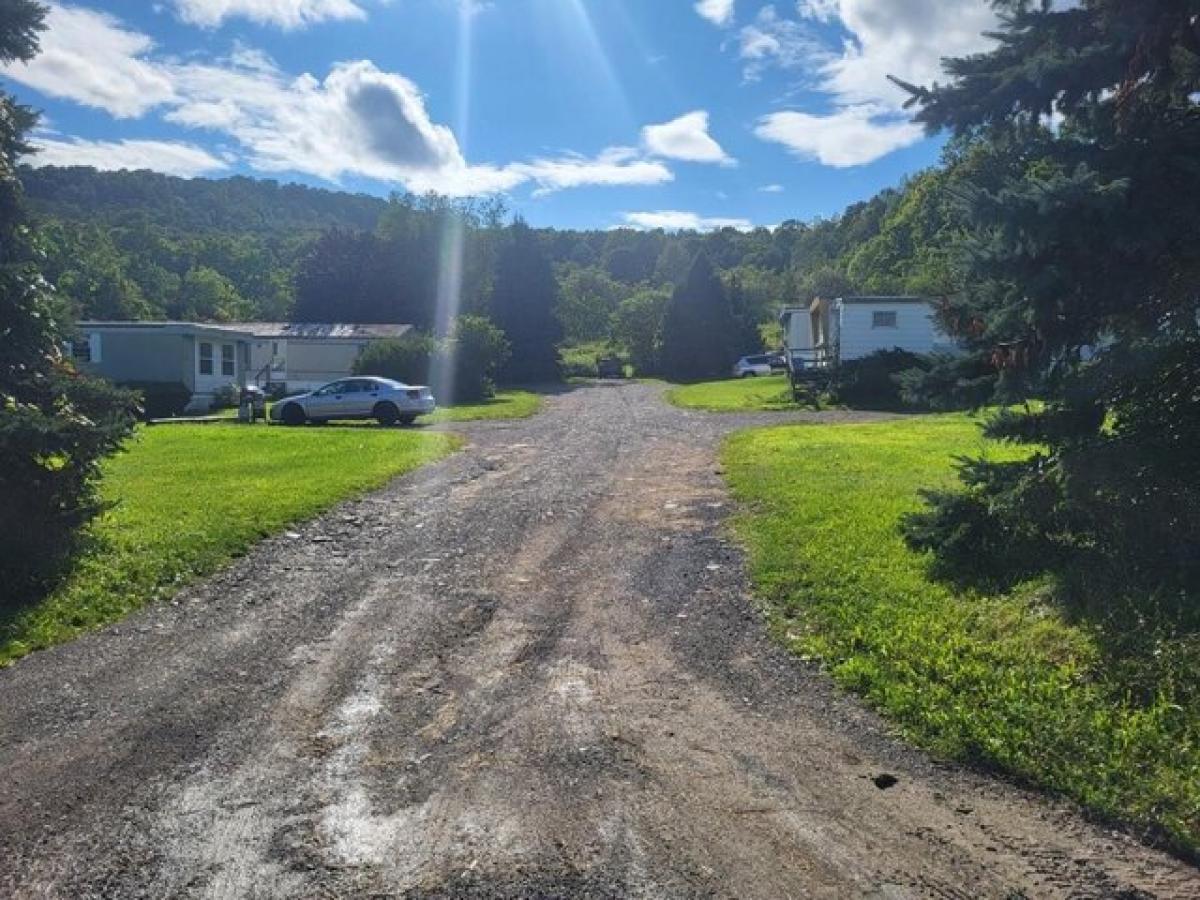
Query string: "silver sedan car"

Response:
xmin=270 ymin=377 xmax=436 ymax=426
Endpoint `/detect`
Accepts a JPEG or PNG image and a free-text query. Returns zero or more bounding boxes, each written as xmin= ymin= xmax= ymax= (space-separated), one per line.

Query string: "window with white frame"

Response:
xmin=70 ymin=334 xmax=95 ymax=363
xmin=199 ymin=342 xmax=214 ymax=375
xmin=221 ymin=343 xmax=235 ymax=377
xmin=872 ymin=310 xmax=898 ymax=329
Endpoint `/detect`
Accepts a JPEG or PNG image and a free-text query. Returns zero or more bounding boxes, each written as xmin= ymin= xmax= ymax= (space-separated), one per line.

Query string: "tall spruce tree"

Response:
xmin=898 ymin=1 xmax=1200 ymax=598
xmin=489 ymin=218 xmax=562 ymax=383
xmin=659 ymin=253 xmax=739 ymax=382
xmin=0 ymin=0 xmax=138 ymax=597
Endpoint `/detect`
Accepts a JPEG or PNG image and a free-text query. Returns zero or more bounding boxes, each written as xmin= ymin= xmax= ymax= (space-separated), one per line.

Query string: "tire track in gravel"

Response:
xmin=0 ymin=381 xmax=1195 ymax=899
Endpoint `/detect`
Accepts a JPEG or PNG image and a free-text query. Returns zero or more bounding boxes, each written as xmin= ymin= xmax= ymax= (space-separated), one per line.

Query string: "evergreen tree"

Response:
xmin=489 ymin=218 xmax=562 ymax=383
xmin=0 ymin=0 xmax=138 ymax=598
xmin=659 ymin=253 xmax=739 ymax=381
xmin=898 ymin=0 xmax=1200 ymax=598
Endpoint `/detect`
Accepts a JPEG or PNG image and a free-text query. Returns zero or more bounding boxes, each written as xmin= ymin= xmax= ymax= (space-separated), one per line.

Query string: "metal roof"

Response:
xmin=227 ymin=323 xmax=412 ymax=340
xmin=837 ymin=296 xmax=928 ymax=305
xmin=79 ymin=321 xmax=412 ymax=341
xmin=78 ymin=321 xmax=256 ymax=339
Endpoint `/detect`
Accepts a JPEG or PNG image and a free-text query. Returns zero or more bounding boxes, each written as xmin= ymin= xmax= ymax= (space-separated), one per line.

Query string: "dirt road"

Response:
xmin=0 ymin=382 xmax=1195 ymax=898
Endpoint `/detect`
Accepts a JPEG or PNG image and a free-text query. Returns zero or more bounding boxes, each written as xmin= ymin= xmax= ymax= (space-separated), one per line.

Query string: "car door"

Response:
xmin=347 ymin=379 xmax=381 ymax=417
xmin=306 ymin=381 xmax=348 ymax=420
xmin=350 ymin=379 xmax=384 ymax=417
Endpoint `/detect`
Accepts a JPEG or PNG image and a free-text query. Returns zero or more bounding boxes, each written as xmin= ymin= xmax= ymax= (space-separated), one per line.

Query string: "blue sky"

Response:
xmin=2 ymin=1 xmax=1000 ymax=230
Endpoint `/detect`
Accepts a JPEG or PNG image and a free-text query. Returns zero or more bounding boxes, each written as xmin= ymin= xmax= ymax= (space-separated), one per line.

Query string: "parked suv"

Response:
xmin=732 ymin=355 xmax=776 ymax=378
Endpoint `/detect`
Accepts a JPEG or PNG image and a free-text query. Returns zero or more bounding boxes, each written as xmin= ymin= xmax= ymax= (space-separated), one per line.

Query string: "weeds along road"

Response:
xmin=0 ymin=382 xmax=1195 ymax=899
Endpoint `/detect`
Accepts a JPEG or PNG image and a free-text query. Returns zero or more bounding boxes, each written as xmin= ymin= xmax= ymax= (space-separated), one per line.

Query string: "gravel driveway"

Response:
xmin=0 ymin=381 xmax=1195 ymax=898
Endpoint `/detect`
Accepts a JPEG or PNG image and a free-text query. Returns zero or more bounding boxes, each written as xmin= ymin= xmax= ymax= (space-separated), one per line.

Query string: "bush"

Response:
xmin=1 ymin=366 xmax=139 ymax=600
xmin=435 ymin=315 xmax=510 ymax=403
xmin=209 ymin=382 xmax=240 ymax=411
xmin=120 ymin=381 xmax=192 ymax=419
xmin=831 ymin=349 xmax=932 ymax=410
xmin=353 ymin=332 xmax=438 ymax=385
xmin=354 ymin=317 xmax=511 ymax=404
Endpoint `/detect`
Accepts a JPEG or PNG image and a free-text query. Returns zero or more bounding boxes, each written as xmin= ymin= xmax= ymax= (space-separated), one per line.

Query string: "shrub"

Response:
xmin=353 ymin=332 xmax=438 ymax=385
xmin=436 ymin=315 xmax=510 ymax=403
xmin=354 ymin=318 xmax=511 ymax=404
xmin=209 ymin=382 xmax=240 ymax=411
xmin=831 ymin=349 xmax=932 ymax=410
xmin=1 ymin=366 xmax=139 ymax=600
xmin=120 ymin=381 xmax=192 ymax=419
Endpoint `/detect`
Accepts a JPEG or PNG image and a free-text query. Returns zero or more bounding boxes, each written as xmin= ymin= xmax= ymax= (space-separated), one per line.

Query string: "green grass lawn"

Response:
xmin=723 ymin=414 xmax=1200 ymax=855
xmin=0 ymin=426 xmax=461 ymax=667
xmin=667 ymin=374 xmax=799 ymax=412
xmin=424 ymin=389 xmax=543 ymax=423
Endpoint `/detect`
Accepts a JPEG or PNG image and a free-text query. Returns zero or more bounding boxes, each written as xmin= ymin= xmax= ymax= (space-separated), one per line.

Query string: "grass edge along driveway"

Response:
xmin=0 ymin=426 xmax=462 ymax=667
xmin=425 ymin=389 xmax=542 ymax=423
xmin=667 ymin=375 xmax=798 ymax=413
xmin=722 ymin=414 xmax=1200 ymax=857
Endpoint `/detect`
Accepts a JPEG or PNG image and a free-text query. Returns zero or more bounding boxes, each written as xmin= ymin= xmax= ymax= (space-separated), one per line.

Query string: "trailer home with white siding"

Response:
xmin=780 ymin=296 xmax=956 ymax=370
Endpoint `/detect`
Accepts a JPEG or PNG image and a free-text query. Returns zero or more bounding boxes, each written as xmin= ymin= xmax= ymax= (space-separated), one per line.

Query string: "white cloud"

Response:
xmin=511 ymin=147 xmax=673 ymax=197
xmin=641 ymin=110 xmax=733 ymax=165
xmin=795 ymin=0 xmax=839 ymax=21
xmin=738 ymin=5 xmax=829 ymax=83
xmin=6 ymin=6 xmax=671 ymax=196
xmin=759 ymin=183 xmax=784 ymax=192
xmin=29 ymin=136 xmax=229 ymax=177
xmin=623 ymin=210 xmax=752 ymax=232
xmin=747 ymin=0 xmax=1000 ymax=166
xmin=821 ymin=0 xmax=999 ymax=108
xmin=1 ymin=3 xmax=176 ymax=118
xmin=166 ymin=58 xmax=671 ymax=195
xmin=755 ymin=106 xmax=923 ymax=167
xmin=167 ymin=59 xmax=466 ymax=183
xmin=694 ymin=0 xmax=735 ymax=27
xmin=170 ymin=0 xmax=368 ymax=30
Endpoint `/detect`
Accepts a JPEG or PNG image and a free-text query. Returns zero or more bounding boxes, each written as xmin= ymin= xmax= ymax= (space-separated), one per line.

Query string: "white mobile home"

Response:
xmin=74 ymin=320 xmax=411 ymax=413
xmin=238 ymin=322 xmax=412 ymax=394
xmin=781 ymin=296 xmax=956 ymax=369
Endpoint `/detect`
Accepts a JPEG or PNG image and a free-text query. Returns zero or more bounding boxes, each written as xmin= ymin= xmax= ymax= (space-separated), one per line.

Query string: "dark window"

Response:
xmin=221 ymin=343 xmax=235 ymax=377
xmin=199 ymin=342 xmax=214 ymax=375
xmin=872 ymin=311 xmax=898 ymax=329
xmin=71 ymin=337 xmax=93 ymax=363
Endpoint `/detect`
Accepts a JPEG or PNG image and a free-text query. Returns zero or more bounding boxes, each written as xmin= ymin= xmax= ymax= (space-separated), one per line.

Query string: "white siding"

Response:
xmin=283 ymin=340 xmax=368 ymax=392
xmin=783 ymin=309 xmax=813 ymax=350
xmin=836 ymin=301 xmax=954 ymax=361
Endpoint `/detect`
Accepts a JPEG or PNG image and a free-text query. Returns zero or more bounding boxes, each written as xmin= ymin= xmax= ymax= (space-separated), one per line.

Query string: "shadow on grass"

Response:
xmin=0 ymin=529 xmax=113 ymax=650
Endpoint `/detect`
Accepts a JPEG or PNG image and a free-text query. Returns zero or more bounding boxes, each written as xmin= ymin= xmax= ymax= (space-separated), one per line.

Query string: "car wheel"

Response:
xmin=281 ymin=403 xmax=306 ymax=426
xmin=374 ymin=402 xmax=400 ymax=426
xmin=741 ymin=371 xmax=756 ymax=378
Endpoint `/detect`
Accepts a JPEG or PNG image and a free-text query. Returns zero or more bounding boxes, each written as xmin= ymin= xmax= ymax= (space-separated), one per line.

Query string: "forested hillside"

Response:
xmin=22 ymin=164 xmax=954 ymax=341
xmin=21 ymin=167 xmax=387 ymax=234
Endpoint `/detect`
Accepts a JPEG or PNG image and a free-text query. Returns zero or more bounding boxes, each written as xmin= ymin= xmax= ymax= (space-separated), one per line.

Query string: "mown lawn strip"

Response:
xmin=722 ymin=414 xmax=1200 ymax=855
